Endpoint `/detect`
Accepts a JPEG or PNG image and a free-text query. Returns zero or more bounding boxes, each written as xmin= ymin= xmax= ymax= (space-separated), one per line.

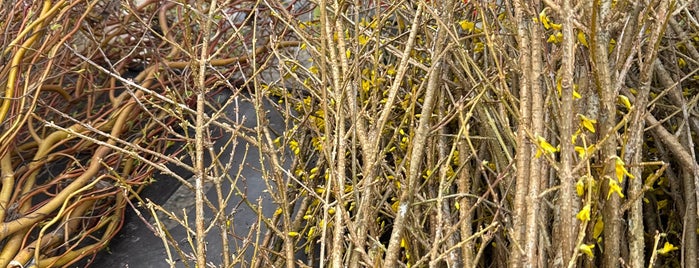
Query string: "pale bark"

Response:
xmin=510 ymin=0 xmax=533 ymax=266
xmin=554 ymin=0 xmax=577 ymax=264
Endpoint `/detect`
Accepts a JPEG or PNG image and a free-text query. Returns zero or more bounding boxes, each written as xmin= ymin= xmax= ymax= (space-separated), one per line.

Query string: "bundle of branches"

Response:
xmin=3 ymin=0 xmax=698 ymax=267
xmin=0 ymin=0 xmax=306 ymax=267
xmin=251 ymin=0 xmax=699 ymax=267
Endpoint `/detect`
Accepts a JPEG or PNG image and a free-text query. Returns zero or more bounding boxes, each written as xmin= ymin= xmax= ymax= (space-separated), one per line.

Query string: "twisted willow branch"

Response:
xmin=0 ymin=0 xmax=303 ymax=266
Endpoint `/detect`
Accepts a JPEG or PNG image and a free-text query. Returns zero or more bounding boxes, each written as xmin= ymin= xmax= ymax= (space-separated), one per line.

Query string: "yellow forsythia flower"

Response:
xmin=593 ymin=217 xmax=604 ymax=240
xmin=576 ymin=179 xmax=585 ymax=196
xmin=574 ymin=145 xmax=594 ymax=159
xmin=551 ymin=22 xmax=562 ymax=30
xmin=288 ymin=231 xmax=299 ymax=237
xmin=578 ymin=114 xmax=597 ymax=133
xmin=577 ymin=204 xmax=591 ymax=222
xmin=577 ymin=31 xmax=588 ymax=47
xmin=387 ymin=67 xmax=396 ymax=76
xmin=547 ymin=32 xmax=563 ymax=44
xmin=614 ymin=156 xmax=635 ymax=183
xmin=539 ymin=10 xmax=551 ymax=29
xmin=474 ymin=42 xmax=484 ymax=52
xmin=579 ymin=244 xmax=595 ymax=258
xmin=607 ymin=179 xmax=625 ymax=199
xmin=657 ymin=242 xmax=679 ymax=255
xmin=618 ymin=95 xmax=632 ymax=109
xmin=289 ymin=140 xmax=300 ymax=155
xmin=459 ymin=20 xmax=475 ymax=33
xmin=535 ymin=136 xmax=558 ymax=158
xmin=358 ymin=35 xmax=369 ymax=45
xmin=309 ymin=65 xmax=319 ymax=74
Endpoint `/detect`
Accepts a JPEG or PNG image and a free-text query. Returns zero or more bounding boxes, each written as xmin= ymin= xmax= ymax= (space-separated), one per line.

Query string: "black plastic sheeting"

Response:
xmin=82 ymin=94 xmax=286 ymax=267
